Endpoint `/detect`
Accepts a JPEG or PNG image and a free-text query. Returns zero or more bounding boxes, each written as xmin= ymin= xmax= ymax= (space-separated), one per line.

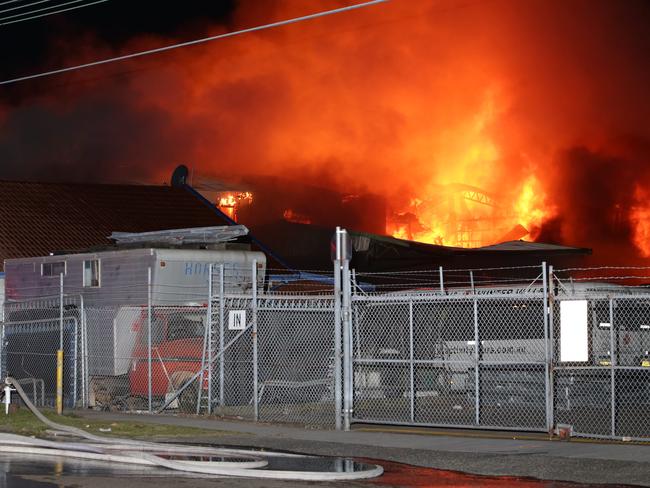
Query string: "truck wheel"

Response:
xmin=178 ymin=382 xmax=199 ymax=413
xmin=125 ymin=395 xmax=148 ymax=411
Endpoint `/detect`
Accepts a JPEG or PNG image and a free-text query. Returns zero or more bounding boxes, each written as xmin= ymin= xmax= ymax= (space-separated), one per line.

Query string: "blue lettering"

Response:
xmin=194 ymin=263 xmax=202 ymax=275
xmin=185 ymin=262 xmax=193 ymax=275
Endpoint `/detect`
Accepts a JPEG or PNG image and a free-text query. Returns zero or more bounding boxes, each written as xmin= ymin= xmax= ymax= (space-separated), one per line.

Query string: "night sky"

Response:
xmin=0 ymin=0 xmax=237 ymax=101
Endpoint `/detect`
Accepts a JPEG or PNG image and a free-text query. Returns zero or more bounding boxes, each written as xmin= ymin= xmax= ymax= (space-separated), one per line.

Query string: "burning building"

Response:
xmin=201 ymin=174 xmax=386 ymax=235
xmin=1 ymin=1 xmax=650 ymax=265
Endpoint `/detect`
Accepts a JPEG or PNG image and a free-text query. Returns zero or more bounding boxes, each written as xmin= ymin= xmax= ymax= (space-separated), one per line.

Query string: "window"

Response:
xmin=167 ymin=313 xmax=205 ymax=341
xmin=83 ymin=260 xmax=100 ymax=287
xmin=42 ymin=261 xmax=66 ymax=277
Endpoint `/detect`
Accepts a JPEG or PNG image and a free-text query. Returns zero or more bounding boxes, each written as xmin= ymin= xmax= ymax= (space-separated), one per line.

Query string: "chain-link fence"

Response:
xmin=1 ymin=296 xmax=82 ymax=408
xmin=164 ymin=265 xmax=339 ymax=426
xmin=3 ymin=253 xmax=650 ymax=439
xmin=550 ymin=266 xmax=650 ymax=441
xmin=351 ymin=265 xmax=549 ymax=431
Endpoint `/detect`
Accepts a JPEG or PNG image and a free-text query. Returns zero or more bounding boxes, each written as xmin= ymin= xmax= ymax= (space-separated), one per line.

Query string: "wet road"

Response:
xmin=0 ymin=454 xmax=639 ymax=488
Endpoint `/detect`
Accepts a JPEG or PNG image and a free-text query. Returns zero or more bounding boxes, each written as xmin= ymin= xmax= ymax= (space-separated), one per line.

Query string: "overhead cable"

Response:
xmin=0 ymin=0 xmax=52 ymax=15
xmin=0 ymin=0 xmax=388 ymax=85
xmin=0 ymin=0 xmax=107 ymax=24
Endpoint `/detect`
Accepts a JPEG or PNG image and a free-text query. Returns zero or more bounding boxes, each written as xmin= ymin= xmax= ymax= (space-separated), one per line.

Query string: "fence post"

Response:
xmin=542 ymin=262 xmax=551 ymax=432
xmin=439 ymin=266 xmax=444 ymax=292
xmin=609 ymin=297 xmax=616 ymax=437
xmin=73 ymin=316 xmax=78 ymax=408
xmin=219 ymin=264 xmax=225 ymax=408
xmin=252 ymin=260 xmax=259 ymax=422
xmin=147 ymin=267 xmax=152 ymax=414
xmin=56 ymin=272 xmax=64 ymax=415
xmin=409 ymin=299 xmax=415 ymax=423
xmin=341 ymin=232 xmax=353 ymax=431
xmin=333 ymin=234 xmax=343 ymax=430
xmin=548 ymin=264 xmax=555 ymax=432
xmin=471 ymin=270 xmax=480 ymax=425
xmin=206 ymin=263 xmax=213 ymax=415
xmin=80 ymin=294 xmax=88 ymax=409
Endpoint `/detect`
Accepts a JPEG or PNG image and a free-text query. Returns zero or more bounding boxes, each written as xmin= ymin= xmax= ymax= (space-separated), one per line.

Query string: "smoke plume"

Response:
xmin=1 ymin=0 xmax=649 ymax=262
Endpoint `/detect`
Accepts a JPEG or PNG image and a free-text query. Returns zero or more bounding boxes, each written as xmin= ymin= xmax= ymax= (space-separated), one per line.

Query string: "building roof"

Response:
xmin=476 ymin=240 xmax=590 ymax=253
xmin=0 ymin=180 xmax=231 ymax=270
xmin=246 ymin=221 xmax=591 ymax=272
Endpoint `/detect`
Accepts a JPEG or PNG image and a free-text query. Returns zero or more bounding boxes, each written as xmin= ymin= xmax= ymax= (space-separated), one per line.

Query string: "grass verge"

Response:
xmin=0 ymin=407 xmax=235 ymax=439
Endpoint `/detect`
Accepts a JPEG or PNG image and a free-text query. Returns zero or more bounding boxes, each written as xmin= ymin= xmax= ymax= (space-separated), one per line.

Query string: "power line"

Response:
xmin=0 ymin=0 xmax=107 ymax=25
xmin=0 ymin=0 xmax=52 ymax=15
xmin=0 ymin=0 xmax=105 ymax=22
xmin=0 ymin=1 xmax=26 ymax=6
xmin=0 ymin=0 xmax=388 ymax=85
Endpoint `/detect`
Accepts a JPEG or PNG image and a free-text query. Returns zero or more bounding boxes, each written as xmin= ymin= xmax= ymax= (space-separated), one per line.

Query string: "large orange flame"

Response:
xmin=3 ymin=0 xmax=650 ymax=263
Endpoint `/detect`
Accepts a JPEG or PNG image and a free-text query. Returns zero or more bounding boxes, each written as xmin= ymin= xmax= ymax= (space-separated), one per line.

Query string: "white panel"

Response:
xmin=228 ymin=310 xmax=247 ymax=330
xmin=560 ymin=300 xmax=589 ymax=362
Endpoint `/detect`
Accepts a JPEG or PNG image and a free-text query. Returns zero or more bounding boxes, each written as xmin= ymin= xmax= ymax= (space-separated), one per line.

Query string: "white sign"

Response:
xmin=560 ymin=300 xmax=589 ymax=362
xmin=228 ymin=310 xmax=247 ymax=330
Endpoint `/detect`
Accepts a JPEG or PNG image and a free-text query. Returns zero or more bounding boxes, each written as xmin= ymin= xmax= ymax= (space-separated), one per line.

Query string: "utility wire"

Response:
xmin=0 ymin=0 xmax=107 ymax=25
xmin=0 ymin=0 xmax=52 ymax=15
xmin=0 ymin=0 xmax=105 ymax=22
xmin=0 ymin=0 xmax=388 ymax=85
xmin=0 ymin=0 xmax=26 ymax=6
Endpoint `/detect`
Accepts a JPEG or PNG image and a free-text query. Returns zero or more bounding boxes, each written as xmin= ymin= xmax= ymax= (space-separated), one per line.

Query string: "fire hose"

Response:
xmin=0 ymin=377 xmax=383 ymax=481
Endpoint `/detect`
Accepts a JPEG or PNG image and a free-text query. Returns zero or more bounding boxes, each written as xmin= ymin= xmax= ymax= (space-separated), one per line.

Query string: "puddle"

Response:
xmin=0 ymin=452 xmax=635 ymax=487
xmin=0 ymin=452 xmax=377 ymax=486
xmin=367 ymin=459 xmax=636 ymax=487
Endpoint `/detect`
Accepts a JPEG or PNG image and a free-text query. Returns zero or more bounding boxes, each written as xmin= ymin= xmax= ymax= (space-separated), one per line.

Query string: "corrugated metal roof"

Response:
xmin=0 ymin=180 xmax=231 ymax=270
xmin=477 ymin=240 xmax=589 ymax=252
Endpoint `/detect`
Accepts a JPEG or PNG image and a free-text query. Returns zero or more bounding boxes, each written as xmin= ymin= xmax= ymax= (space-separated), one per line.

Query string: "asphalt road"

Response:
xmin=3 ymin=411 xmax=648 ymax=487
xmin=72 ymin=411 xmax=650 ymax=486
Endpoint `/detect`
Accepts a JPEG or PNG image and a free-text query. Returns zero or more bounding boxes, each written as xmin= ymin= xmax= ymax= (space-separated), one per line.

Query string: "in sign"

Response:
xmin=228 ymin=310 xmax=246 ymax=330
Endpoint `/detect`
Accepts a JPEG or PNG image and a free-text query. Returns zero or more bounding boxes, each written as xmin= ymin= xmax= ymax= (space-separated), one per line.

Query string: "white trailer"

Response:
xmin=3 ymin=247 xmax=266 ymax=401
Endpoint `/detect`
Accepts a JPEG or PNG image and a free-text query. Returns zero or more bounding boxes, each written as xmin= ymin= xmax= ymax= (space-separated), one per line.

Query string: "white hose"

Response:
xmin=3 ymin=377 xmax=383 ymax=481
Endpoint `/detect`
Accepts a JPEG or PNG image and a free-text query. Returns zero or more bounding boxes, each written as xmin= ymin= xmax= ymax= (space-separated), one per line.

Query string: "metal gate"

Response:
xmin=350 ymin=277 xmax=550 ymax=431
xmin=1 ymin=296 xmax=83 ymax=408
xmin=550 ymin=275 xmax=650 ymax=441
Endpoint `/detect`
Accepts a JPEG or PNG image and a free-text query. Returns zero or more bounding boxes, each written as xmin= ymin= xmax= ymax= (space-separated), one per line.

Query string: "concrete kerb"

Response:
xmin=76 ymin=411 xmax=650 ymax=486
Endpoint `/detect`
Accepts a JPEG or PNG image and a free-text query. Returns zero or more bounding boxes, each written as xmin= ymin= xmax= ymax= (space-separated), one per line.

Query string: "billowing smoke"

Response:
xmin=1 ymin=0 xmax=649 ymax=262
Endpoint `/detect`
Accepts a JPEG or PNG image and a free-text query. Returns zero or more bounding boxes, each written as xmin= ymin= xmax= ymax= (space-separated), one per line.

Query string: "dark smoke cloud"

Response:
xmin=536 ymin=145 xmax=649 ymax=255
xmin=1 ymin=0 xmax=650 ymax=263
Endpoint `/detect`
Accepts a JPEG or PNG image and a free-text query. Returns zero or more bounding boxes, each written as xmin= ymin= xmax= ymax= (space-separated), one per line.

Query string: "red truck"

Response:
xmin=90 ymin=306 xmax=209 ymax=412
xmin=130 ymin=306 xmax=209 ymax=411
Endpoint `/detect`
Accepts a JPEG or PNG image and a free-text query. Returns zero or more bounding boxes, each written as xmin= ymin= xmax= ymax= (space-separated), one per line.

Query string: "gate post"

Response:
xmin=206 ymin=263 xmax=213 ymax=415
xmin=252 ymin=260 xmax=259 ymax=422
xmin=147 ymin=267 xmax=152 ymax=414
xmin=333 ymin=234 xmax=343 ymax=431
xmin=219 ymin=264 xmax=225 ymax=408
xmin=542 ymin=262 xmax=552 ymax=432
xmin=547 ymin=264 xmax=555 ymax=433
xmin=342 ymin=256 xmax=352 ymax=431
xmin=409 ymin=299 xmax=415 ymax=423
xmin=609 ymin=297 xmax=616 ymax=437
xmin=471 ymin=271 xmax=480 ymax=426
xmin=336 ymin=228 xmax=353 ymax=431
